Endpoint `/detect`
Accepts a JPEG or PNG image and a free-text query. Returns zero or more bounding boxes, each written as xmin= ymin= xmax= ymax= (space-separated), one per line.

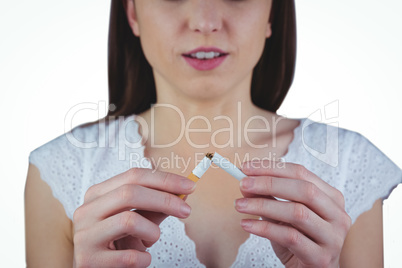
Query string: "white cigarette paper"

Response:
xmin=177 ymin=155 xmax=212 ymax=199
xmin=211 ymin=152 xmax=247 ymax=181
xmin=193 ymin=156 xmax=212 ymax=178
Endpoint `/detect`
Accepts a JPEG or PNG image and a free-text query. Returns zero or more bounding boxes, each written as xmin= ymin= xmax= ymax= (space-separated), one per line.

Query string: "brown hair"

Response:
xmin=107 ymin=0 xmax=296 ymax=117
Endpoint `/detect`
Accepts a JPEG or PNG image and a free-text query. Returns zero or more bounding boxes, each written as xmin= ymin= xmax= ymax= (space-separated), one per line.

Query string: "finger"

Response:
xmin=242 ymin=161 xmax=344 ymax=208
xmin=136 ymin=210 xmax=168 ymax=226
xmin=133 ymin=210 xmax=168 ymax=247
xmin=84 ymin=168 xmax=196 ymax=203
xmin=75 ymin=185 xmax=192 ymax=226
xmin=89 ymin=250 xmax=152 ymax=268
xmin=113 ymin=236 xmax=144 ymax=251
xmin=239 ymin=188 xmax=276 ymax=199
xmin=240 ymin=219 xmax=323 ymax=266
xmin=91 ymin=211 xmax=161 ymax=247
xmin=99 ymin=185 xmax=192 ymax=219
xmin=235 ymin=198 xmax=332 ymax=245
xmin=239 ymin=176 xmax=343 ymax=221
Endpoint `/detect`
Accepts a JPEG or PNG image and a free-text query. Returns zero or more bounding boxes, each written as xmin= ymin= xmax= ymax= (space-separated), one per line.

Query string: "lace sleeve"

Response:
xmin=29 ymin=130 xmax=86 ymax=220
xmin=342 ymin=132 xmax=402 ymax=223
xmin=27 ymin=116 xmax=147 ymax=220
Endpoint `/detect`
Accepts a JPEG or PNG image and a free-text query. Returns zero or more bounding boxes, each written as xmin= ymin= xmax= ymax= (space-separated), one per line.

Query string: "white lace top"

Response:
xmin=29 ymin=115 xmax=402 ymax=267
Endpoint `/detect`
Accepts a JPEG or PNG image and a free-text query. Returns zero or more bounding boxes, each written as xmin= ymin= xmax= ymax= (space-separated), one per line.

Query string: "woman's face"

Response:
xmin=125 ymin=0 xmax=273 ymax=102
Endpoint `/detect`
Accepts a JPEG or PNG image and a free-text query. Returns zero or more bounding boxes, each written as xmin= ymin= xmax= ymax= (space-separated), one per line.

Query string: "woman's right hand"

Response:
xmin=72 ymin=167 xmax=196 ymax=268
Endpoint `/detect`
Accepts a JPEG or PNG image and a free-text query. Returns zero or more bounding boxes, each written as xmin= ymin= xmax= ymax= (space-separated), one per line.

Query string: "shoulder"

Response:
xmin=290 ymin=117 xmax=380 ymax=166
xmin=29 ymin=120 xmax=102 ymax=162
xmin=288 ymin=118 xmax=402 ymax=222
xmin=296 ymin=118 xmax=399 ymax=170
xmin=293 ymin=117 xmax=401 ymax=182
xmin=29 ymin=114 xmax=143 ymax=162
xmin=28 ymin=115 xmax=145 ymax=219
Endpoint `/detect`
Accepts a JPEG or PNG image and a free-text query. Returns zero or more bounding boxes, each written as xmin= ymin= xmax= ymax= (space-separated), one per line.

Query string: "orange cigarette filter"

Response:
xmin=178 ymin=153 xmax=213 ymax=199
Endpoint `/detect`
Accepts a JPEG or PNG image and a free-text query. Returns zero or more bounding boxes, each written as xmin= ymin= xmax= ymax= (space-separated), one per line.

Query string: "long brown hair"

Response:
xmin=107 ymin=0 xmax=296 ymax=117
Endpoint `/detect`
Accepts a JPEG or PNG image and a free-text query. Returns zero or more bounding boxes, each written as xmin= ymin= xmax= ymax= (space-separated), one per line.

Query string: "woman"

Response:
xmin=25 ymin=0 xmax=401 ymax=267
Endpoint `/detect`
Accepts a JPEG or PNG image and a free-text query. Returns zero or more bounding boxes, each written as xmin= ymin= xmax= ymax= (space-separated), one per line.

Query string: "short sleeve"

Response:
xmin=29 ymin=128 xmax=87 ymax=220
xmin=341 ymin=132 xmax=402 ymax=223
xmin=28 ymin=116 xmax=149 ymax=220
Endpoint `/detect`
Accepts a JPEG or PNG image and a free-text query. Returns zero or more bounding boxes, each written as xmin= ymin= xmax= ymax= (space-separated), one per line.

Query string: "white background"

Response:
xmin=1 ymin=0 xmax=401 ymax=267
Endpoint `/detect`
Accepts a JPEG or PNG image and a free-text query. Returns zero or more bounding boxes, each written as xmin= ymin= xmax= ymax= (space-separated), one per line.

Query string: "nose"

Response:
xmin=188 ymin=0 xmax=223 ymax=34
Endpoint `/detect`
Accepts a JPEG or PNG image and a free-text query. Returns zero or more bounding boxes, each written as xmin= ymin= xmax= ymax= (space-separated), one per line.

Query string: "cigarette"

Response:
xmin=210 ymin=153 xmax=288 ymax=201
xmin=210 ymin=152 xmax=247 ymax=181
xmin=178 ymin=154 xmax=212 ymax=199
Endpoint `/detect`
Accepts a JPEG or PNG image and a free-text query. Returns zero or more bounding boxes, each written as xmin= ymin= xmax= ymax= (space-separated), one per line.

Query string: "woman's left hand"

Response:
xmin=235 ymin=160 xmax=352 ymax=268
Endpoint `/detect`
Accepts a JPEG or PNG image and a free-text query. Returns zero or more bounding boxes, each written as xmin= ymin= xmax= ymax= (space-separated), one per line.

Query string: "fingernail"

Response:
xmin=240 ymin=177 xmax=255 ymax=190
xmin=241 ymin=219 xmax=253 ymax=229
xmin=181 ymin=179 xmax=196 ymax=190
xmin=235 ymin=198 xmax=248 ymax=209
xmin=180 ymin=204 xmax=191 ymax=216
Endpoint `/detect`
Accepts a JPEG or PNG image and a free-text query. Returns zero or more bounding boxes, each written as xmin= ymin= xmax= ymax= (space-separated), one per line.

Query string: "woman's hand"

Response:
xmin=235 ymin=160 xmax=352 ymax=268
xmin=72 ymin=168 xmax=196 ymax=268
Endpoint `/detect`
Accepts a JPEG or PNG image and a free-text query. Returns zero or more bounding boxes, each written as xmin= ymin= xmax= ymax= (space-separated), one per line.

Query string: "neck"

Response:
xmin=139 ymin=101 xmax=280 ymax=155
xmin=137 ymin=73 xmax=280 ymax=155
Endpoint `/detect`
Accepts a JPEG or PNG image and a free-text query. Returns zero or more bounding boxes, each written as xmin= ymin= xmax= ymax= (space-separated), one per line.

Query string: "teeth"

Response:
xmin=190 ymin=51 xmax=222 ymax=59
